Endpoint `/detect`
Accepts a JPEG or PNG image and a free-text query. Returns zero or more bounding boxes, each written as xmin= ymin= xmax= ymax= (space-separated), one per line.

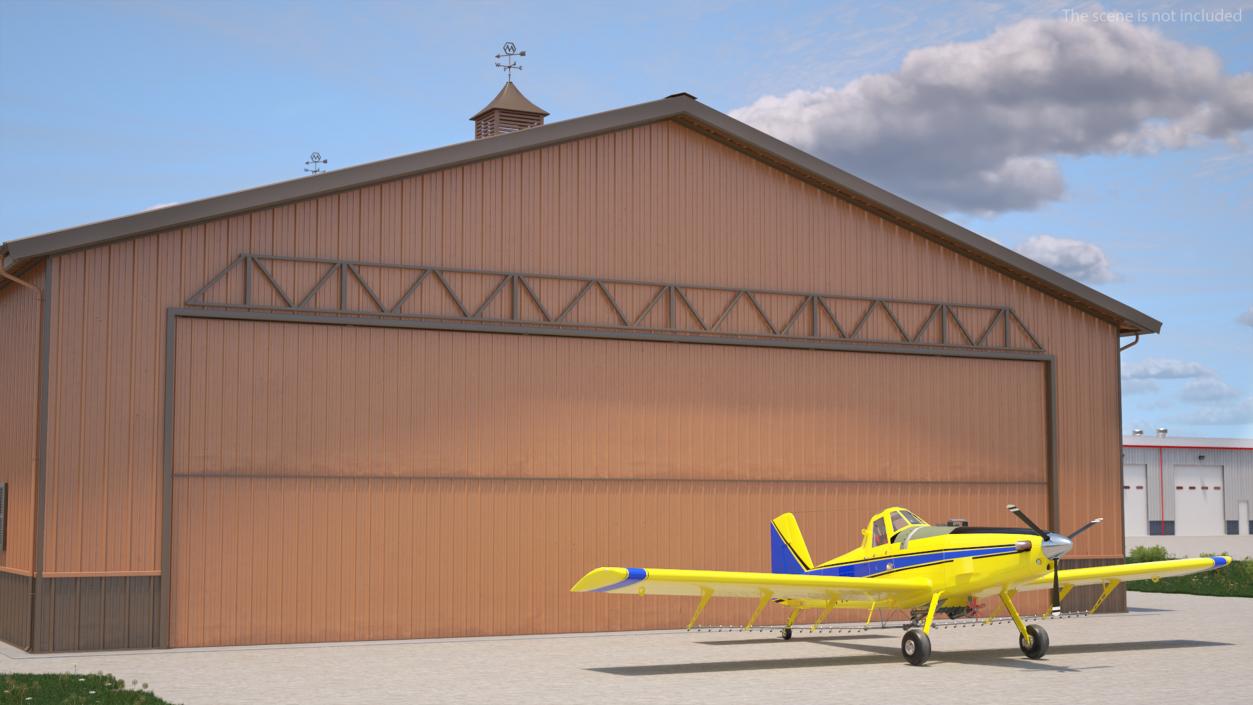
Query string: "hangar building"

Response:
xmin=0 ymin=86 xmax=1159 ymax=652
xmin=1123 ymin=433 xmax=1253 ymax=558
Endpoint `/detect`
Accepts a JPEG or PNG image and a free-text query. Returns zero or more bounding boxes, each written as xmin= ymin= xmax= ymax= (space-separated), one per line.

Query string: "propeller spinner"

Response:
xmin=1006 ymin=505 xmax=1102 ymax=614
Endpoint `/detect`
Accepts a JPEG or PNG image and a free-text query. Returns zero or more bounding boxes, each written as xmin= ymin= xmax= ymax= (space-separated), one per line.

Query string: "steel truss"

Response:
xmin=186 ymin=253 xmax=1045 ymax=352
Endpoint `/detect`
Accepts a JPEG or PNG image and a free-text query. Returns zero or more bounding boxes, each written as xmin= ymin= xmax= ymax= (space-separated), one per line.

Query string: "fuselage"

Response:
xmin=794 ymin=507 xmax=1069 ymax=609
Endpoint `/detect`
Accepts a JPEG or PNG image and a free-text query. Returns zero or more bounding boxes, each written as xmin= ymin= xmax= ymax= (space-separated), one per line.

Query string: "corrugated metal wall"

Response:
xmin=0 ymin=262 xmax=42 ymax=578
xmin=169 ymin=317 xmax=1048 ymax=646
xmin=0 ymin=571 xmax=32 ymax=649
xmin=31 ymin=576 xmax=160 ymax=652
xmin=36 ymin=118 xmax=1124 ymax=646
xmin=1125 ymin=445 xmax=1253 ymax=525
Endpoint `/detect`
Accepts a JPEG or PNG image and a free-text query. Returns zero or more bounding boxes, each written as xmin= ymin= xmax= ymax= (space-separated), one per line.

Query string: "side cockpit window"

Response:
xmin=872 ymin=517 xmax=888 ymax=547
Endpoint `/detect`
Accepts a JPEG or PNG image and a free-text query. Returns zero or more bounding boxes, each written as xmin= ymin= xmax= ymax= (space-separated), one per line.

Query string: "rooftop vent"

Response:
xmin=1156 ymin=427 xmax=1169 ymax=437
xmin=1132 ymin=428 xmax=1144 ymax=436
xmin=472 ymin=42 xmax=547 ymax=140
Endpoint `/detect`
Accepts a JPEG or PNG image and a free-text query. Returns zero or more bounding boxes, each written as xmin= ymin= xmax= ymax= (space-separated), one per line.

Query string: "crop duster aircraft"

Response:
xmin=572 ymin=505 xmax=1231 ymax=665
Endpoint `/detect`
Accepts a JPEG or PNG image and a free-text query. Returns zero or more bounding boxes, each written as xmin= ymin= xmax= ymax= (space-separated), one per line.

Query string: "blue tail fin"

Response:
xmin=770 ymin=513 xmax=815 ymax=574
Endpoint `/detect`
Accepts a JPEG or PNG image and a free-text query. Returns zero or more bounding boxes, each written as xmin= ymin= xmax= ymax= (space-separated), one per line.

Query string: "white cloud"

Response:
xmin=1122 ymin=358 xmax=1215 ymax=380
xmin=731 ymin=18 xmax=1253 ymax=214
xmin=1239 ymin=306 xmax=1253 ymax=327
xmin=1179 ymin=397 xmax=1253 ymax=426
xmin=1015 ymin=235 xmax=1115 ymax=284
xmin=1180 ymin=377 xmax=1241 ymax=402
xmin=1122 ymin=379 xmax=1158 ymax=395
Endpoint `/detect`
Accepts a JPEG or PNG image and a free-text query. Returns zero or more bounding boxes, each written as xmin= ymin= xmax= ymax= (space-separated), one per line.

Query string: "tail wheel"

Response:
xmin=1019 ymin=624 xmax=1049 ymax=659
xmin=781 ymin=627 xmax=793 ymax=640
xmin=901 ymin=628 xmax=931 ymax=666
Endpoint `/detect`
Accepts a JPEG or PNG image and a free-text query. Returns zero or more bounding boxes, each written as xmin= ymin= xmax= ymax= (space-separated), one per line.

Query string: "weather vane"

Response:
xmin=494 ymin=41 xmax=526 ymax=82
xmin=304 ymin=152 xmax=328 ymax=175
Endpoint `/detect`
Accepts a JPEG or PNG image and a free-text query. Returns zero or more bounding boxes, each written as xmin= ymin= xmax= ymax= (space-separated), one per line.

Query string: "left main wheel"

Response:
xmin=901 ymin=628 xmax=931 ymax=666
xmin=781 ymin=627 xmax=793 ymax=640
xmin=1019 ymin=624 xmax=1049 ymax=659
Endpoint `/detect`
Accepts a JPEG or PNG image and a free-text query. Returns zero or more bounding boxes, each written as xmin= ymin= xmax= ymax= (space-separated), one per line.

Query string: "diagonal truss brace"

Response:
xmin=185 ymin=253 xmax=1046 ymax=353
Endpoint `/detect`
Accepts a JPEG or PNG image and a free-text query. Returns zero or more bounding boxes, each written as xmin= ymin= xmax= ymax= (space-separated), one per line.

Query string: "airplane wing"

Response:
xmin=1018 ymin=556 xmax=1231 ymax=590
xmin=571 ymin=566 xmax=932 ymax=603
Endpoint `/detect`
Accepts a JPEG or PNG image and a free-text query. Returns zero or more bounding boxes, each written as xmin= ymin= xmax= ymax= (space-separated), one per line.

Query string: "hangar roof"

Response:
xmin=0 ymin=92 xmax=1160 ymax=335
xmin=1123 ymin=436 xmax=1253 ymax=449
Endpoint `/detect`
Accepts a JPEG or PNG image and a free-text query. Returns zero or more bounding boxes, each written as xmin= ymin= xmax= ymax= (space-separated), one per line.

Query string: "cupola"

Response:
xmin=471 ymin=81 xmax=549 ymax=139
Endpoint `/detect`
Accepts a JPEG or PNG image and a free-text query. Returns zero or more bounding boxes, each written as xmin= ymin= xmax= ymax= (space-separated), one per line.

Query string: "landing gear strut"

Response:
xmin=1000 ymin=590 xmax=1049 ymax=660
xmin=900 ymin=591 xmax=942 ymax=665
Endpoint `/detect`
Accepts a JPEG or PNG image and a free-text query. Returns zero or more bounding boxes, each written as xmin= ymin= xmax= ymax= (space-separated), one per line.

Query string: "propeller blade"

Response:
xmin=1068 ymin=517 xmax=1104 ymax=539
xmin=1006 ymin=504 xmax=1047 ymax=535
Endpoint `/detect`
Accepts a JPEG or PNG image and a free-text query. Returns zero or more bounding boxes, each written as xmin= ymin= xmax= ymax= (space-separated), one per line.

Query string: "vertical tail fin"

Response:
xmin=770 ymin=513 xmax=815 ymax=574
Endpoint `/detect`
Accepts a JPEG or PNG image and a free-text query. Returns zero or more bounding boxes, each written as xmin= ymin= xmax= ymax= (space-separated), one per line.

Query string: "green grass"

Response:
xmin=0 ymin=673 xmax=175 ymax=705
xmin=1125 ymin=545 xmax=1253 ymax=598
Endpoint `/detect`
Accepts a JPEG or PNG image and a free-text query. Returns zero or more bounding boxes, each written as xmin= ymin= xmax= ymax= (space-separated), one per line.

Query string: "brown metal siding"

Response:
xmin=31 ymin=575 xmax=160 ymax=652
xmin=173 ymin=320 xmax=1047 ymax=484
xmin=0 ymin=571 xmax=32 ymax=649
xmin=169 ymin=317 xmax=1048 ymax=646
xmin=173 ymin=477 xmax=1052 ymax=645
xmin=40 ymin=119 xmax=1121 ymax=605
xmin=45 ymin=242 xmax=164 ymax=576
xmin=0 ymin=262 xmax=43 ymax=576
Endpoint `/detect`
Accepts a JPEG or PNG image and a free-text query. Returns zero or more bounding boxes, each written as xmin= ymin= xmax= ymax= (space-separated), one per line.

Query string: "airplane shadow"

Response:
xmin=587 ymin=639 xmax=1231 ymax=676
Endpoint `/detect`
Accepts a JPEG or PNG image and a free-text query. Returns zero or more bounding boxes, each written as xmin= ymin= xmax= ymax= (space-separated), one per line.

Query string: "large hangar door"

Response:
xmin=1173 ymin=466 xmax=1224 ymax=536
xmin=168 ymin=317 xmax=1049 ymax=647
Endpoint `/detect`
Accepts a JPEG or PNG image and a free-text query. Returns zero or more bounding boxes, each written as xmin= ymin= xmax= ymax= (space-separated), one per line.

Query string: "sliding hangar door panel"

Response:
xmin=169 ymin=317 xmax=1048 ymax=647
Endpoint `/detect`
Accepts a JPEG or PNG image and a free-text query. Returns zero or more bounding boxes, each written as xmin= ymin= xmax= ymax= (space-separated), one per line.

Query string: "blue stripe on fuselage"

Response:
xmin=590 ymin=567 xmax=648 ymax=592
xmin=804 ymin=545 xmax=1018 ymax=578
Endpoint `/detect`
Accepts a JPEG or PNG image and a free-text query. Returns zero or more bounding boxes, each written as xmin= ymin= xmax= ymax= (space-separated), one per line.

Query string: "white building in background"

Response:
xmin=1123 ymin=432 xmax=1253 ymax=558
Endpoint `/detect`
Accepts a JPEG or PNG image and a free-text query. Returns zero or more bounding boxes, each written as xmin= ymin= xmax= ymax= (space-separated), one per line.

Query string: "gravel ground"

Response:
xmin=2 ymin=591 xmax=1249 ymax=705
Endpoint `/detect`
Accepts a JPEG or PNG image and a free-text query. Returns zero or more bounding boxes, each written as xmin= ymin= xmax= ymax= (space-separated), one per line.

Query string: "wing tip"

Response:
xmin=571 ymin=567 xmax=646 ymax=593
xmin=571 ymin=567 xmax=626 ymax=592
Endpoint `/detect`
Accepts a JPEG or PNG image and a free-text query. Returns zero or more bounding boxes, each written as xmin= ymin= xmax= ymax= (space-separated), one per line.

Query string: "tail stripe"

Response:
xmin=771 ymin=513 xmax=815 ymax=574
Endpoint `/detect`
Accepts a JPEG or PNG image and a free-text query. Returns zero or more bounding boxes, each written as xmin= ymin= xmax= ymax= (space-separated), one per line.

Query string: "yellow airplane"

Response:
xmin=571 ymin=504 xmax=1231 ymax=665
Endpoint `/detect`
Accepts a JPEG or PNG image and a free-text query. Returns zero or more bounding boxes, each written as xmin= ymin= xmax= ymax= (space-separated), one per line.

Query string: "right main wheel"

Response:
xmin=901 ymin=628 xmax=931 ymax=666
xmin=1019 ymin=623 xmax=1049 ymax=659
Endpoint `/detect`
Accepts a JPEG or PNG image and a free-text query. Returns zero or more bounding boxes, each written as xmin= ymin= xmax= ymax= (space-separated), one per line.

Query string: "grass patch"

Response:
xmin=1126 ymin=545 xmax=1253 ymax=598
xmin=1 ymin=672 xmax=175 ymax=704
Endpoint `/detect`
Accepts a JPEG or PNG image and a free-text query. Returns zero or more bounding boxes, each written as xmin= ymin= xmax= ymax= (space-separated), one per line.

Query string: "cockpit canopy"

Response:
xmin=868 ymin=507 xmax=929 ymax=547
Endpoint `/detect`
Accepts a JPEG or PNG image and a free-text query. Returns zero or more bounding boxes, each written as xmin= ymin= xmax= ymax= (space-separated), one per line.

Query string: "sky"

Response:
xmin=2 ymin=0 xmax=1250 ymax=437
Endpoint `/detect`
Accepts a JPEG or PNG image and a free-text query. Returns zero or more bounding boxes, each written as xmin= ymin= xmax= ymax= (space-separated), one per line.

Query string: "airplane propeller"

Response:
xmin=1006 ymin=504 xmax=1103 ymax=613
